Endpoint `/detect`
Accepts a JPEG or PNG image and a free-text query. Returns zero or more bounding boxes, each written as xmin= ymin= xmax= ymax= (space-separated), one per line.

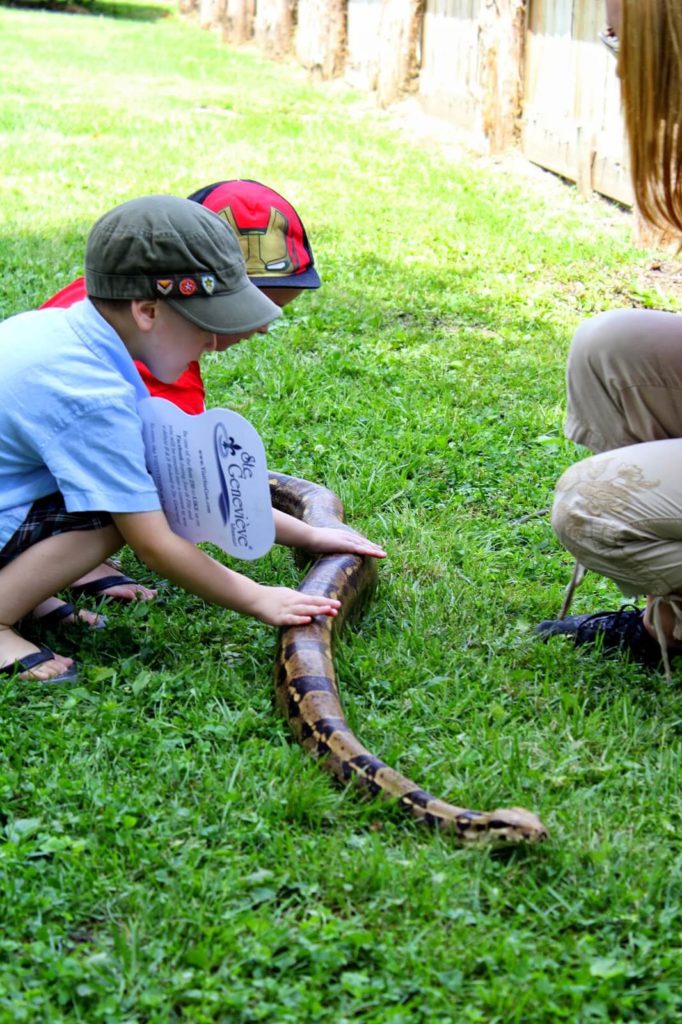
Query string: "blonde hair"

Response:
xmin=620 ymin=0 xmax=682 ymax=233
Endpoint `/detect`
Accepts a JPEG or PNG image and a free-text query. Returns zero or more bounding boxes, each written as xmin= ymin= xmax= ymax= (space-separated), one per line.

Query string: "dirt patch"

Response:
xmin=636 ymin=259 xmax=682 ymax=302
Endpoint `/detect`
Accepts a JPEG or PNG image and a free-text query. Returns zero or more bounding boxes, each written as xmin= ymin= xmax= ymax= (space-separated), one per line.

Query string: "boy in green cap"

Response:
xmin=37 ymin=179 xmax=324 ymax=612
xmin=0 ymin=195 xmax=385 ymax=684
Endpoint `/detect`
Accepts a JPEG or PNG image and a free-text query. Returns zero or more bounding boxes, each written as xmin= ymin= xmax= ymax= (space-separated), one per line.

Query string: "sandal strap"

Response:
xmin=70 ymin=574 xmax=137 ymax=598
xmin=0 ymin=642 xmax=52 ymax=676
xmin=33 ymin=602 xmax=76 ymax=628
xmin=15 ymin=643 xmax=54 ymax=672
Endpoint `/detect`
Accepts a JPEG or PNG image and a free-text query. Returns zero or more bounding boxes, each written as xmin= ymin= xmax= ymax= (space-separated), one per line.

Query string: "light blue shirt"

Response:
xmin=0 ymin=299 xmax=161 ymax=549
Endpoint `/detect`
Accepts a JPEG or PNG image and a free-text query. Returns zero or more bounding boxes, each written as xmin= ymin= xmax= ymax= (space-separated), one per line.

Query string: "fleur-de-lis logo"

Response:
xmin=220 ymin=435 xmax=241 ymax=456
xmin=214 ymin=423 xmax=242 ymax=525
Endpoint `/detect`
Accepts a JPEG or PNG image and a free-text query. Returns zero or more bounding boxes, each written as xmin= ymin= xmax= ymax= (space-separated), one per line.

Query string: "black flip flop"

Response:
xmin=33 ymin=601 xmax=106 ymax=631
xmin=70 ymin=574 xmax=138 ymax=602
xmin=0 ymin=643 xmax=78 ymax=685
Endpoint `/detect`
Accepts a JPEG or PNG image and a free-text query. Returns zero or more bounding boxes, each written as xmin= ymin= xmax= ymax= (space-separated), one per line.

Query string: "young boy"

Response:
xmin=39 ymin=180 xmax=323 ymax=607
xmin=0 ymin=195 xmax=385 ymax=684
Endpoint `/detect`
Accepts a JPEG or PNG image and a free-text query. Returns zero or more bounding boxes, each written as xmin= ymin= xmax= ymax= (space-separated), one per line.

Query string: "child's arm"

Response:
xmin=111 ymin=510 xmax=340 ymax=626
xmin=272 ymin=509 xmax=386 ymax=559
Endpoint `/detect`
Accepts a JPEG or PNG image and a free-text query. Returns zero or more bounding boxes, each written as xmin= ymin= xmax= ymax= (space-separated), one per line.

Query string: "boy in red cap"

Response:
xmin=1 ymin=194 xmax=384 ymax=683
xmin=37 ymin=180 xmax=325 ymax=619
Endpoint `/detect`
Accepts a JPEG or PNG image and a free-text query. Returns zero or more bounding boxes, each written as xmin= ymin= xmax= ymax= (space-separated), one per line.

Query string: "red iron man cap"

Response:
xmin=188 ymin=179 xmax=321 ymax=289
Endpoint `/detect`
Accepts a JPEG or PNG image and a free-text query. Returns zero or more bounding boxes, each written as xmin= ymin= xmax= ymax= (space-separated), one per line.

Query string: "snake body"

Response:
xmin=269 ymin=472 xmax=548 ymax=846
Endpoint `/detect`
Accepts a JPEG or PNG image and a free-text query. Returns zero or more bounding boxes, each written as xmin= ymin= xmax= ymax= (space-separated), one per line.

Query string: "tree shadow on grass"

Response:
xmin=0 ymin=0 xmax=173 ymax=20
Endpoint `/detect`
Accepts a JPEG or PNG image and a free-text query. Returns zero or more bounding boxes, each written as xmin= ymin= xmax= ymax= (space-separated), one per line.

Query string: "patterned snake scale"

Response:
xmin=269 ymin=472 xmax=548 ymax=847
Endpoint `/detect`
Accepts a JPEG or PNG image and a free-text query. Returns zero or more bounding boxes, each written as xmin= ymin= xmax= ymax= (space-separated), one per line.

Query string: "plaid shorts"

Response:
xmin=0 ymin=493 xmax=112 ymax=569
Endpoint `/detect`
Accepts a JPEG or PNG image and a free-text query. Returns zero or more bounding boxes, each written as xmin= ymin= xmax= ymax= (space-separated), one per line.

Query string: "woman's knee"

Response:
xmin=568 ymin=308 xmax=682 ymax=383
xmin=549 ymin=455 xmax=625 ymax=567
xmin=567 ymin=309 xmax=643 ymax=382
xmin=550 ymin=468 xmax=586 ymax=558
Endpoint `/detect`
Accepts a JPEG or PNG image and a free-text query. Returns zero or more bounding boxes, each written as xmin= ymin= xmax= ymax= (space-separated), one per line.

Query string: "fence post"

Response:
xmin=478 ymin=0 xmax=526 ymax=153
xmin=199 ymin=0 xmax=224 ymax=28
xmin=254 ymin=0 xmax=297 ymax=57
xmin=376 ymin=0 xmax=425 ymax=107
xmin=295 ymin=0 xmax=347 ymax=78
xmin=223 ymin=0 xmax=255 ymax=43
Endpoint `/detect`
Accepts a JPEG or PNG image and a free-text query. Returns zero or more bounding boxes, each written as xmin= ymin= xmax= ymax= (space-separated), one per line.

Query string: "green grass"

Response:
xmin=2 ymin=2 xmax=682 ymax=1020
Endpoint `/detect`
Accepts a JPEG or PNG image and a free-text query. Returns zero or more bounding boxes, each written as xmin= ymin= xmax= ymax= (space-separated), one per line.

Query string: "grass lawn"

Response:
xmin=2 ymin=2 xmax=682 ymax=1020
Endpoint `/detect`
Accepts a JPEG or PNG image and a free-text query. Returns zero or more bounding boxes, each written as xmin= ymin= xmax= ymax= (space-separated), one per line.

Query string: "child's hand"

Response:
xmin=251 ymin=585 xmax=341 ymax=626
xmin=303 ymin=527 xmax=387 ymax=559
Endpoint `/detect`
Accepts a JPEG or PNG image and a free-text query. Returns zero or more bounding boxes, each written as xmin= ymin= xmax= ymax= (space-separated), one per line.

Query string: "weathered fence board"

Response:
xmin=522 ymin=0 xmax=631 ymax=204
xmin=346 ymin=0 xmax=383 ymax=90
xmin=418 ymin=0 xmax=524 ymax=153
xmin=419 ymin=0 xmax=480 ymax=135
xmin=199 ymin=0 xmax=226 ymax=27
xmin=253 ymin=0 xmax=296 ymax=57
xmin=295 ymin=0 xmax=347 ymax=78
xmin=375 ymin=0 xmax=424 ymax=106
xmin=223 ymin=0 xmax=255 ymax=44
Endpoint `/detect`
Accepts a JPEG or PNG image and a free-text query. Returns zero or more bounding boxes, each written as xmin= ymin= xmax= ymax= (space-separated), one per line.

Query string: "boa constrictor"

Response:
xmin=269 ymin=472 xmax=548 ymax=846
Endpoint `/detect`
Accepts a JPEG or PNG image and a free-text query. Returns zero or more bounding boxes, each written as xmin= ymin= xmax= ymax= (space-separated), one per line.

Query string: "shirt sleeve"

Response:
xmin=40 ymin=404 xmax=161 ymax=514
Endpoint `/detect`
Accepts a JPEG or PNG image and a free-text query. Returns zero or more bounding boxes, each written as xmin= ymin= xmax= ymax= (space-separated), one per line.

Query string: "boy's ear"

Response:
xmin=131 ymin=298 xmax=159 ymax=331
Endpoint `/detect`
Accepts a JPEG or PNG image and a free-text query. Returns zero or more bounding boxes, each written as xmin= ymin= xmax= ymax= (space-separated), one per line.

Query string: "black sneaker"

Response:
xmin=536 ymin=606 xmax=664 ymax=667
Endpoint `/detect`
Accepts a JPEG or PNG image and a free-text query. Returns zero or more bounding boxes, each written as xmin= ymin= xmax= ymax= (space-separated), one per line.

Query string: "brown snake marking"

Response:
xmin=269 ymin=472 xmax=548 ymax=847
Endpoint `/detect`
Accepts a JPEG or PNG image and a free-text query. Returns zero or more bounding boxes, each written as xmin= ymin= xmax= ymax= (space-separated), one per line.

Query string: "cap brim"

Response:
xmin=166 ymin=278 xmax=281 ymax=333
xmin=248 ymin=265 xmax=321 ymax=290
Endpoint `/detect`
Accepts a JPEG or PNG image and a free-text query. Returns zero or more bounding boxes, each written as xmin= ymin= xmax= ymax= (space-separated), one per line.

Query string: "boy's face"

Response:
xmin=140 ymin=301 xmax=270 ymax=382
xmin=213 ymin=287 xmax=303 ymax=353
xmin=134 ymin=287 xmax=306 ymax=370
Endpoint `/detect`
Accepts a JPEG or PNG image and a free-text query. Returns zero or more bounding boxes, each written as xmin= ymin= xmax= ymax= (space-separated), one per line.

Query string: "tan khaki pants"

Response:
xmin=553 ymin=309 xmax=682 ymax=597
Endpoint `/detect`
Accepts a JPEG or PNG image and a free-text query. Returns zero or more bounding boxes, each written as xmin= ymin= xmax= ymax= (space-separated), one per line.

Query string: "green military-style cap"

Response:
xmin=85 ymin=195 xmax=281 ymax=333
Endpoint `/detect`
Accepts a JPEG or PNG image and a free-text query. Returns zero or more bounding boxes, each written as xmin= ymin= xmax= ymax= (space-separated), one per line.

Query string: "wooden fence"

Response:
xmin=188 ymin=0 xmax=633 ymax=209
xmin=523 ymin=0 xmax=631 ymax=205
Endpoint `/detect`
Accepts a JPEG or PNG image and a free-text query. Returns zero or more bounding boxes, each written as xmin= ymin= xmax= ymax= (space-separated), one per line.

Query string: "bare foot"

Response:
xmin=0 ymin=626 xmax=74 ymax=683
xmin=71 ymin=562 xmax=157 ymax=602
